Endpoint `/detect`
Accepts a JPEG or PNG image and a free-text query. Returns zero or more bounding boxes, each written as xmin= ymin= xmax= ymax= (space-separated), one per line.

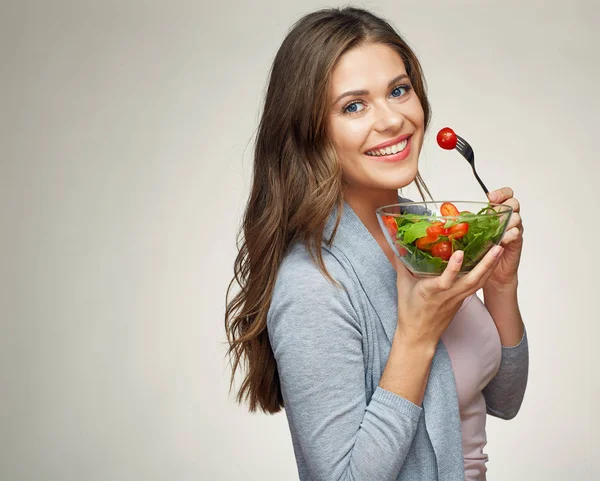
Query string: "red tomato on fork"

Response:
xmin=436 ymin=127 xmax=458 ymax=150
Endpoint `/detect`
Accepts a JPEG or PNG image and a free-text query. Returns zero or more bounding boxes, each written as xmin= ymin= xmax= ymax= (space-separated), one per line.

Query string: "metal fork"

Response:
xmin=455 ymin=135 xmax=489 ymax=195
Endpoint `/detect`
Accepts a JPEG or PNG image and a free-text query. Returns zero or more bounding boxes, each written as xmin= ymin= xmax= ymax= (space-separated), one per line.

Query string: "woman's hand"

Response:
xmin=379 ymin=247 xmax=505 ymax=405
xmin=394 ymin=246 xmax=505 ymax=348
xmin=485 ymin=187 xmax=524 ymax=289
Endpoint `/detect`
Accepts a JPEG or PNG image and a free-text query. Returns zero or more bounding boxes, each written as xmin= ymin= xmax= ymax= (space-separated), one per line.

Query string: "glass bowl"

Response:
xmin=376 ymin=201 xmax=512 ymax=277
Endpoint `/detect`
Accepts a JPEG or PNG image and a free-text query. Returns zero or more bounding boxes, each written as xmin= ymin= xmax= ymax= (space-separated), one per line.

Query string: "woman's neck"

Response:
xmin=344 ymin=187 xmax=399 ymax=266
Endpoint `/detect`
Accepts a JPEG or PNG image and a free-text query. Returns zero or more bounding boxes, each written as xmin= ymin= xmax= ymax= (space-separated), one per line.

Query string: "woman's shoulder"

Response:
xmin=275 ymin=242 xmax=354 ymax=295
xmin=269 ymin=243 xmax=359 ymax=316
xmin=268 ymin=242 xmax=361 ymax=344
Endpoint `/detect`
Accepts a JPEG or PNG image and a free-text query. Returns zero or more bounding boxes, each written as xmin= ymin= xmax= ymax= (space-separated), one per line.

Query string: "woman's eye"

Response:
xmin=390 ymin=86 xmax=410 ymax=98
xmin=344 ymin=102 xmax=364 ymax=114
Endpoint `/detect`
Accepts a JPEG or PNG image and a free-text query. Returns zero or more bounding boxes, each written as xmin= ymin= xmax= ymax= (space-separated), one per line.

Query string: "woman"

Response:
xmin=225 ymin=7 xmax=528 ymax=481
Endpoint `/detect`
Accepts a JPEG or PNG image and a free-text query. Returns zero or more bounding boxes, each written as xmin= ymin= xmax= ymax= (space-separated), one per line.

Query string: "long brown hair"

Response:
xmin=225 ymin=7 xmax=433 ymax=413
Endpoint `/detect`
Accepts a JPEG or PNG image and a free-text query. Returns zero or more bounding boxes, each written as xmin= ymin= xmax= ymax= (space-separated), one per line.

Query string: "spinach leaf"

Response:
xmin=402 ymin=221 xmax=431 ymax=244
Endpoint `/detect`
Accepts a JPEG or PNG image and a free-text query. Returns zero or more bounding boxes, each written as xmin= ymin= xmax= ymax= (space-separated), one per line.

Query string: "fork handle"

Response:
xmin=472 ymin=167 xmax=489 ymax=195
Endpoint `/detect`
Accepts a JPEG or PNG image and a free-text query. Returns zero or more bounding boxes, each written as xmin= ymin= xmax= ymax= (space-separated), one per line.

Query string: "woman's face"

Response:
xmin=327 ymin=43 xmax=425 ymax=196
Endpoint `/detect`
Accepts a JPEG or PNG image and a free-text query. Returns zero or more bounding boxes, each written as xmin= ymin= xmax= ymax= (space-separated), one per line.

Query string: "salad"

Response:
xmin=381 ymin=201 xmax=506 ymax=274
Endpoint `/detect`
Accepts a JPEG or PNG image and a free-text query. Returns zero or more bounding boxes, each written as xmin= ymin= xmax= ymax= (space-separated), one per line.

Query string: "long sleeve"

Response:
xmin=483 ymin=329 xmax=529 ymax=419
xmin=267 ymin=252 xmax=422 ymax=481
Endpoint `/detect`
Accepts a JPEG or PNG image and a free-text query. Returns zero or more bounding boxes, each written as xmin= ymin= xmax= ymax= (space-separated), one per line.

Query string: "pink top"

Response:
xmin=441 ymin=294 xmax=502 ymax=481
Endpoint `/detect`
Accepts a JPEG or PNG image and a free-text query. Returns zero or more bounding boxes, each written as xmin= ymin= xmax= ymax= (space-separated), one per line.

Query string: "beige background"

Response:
xmin=2 ymin=0 xmax=598 ymax=480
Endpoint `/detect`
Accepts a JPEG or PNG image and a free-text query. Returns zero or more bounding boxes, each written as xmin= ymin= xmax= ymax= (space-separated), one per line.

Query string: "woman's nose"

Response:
xmin=373 ymin=105 xmax=404 ymax=133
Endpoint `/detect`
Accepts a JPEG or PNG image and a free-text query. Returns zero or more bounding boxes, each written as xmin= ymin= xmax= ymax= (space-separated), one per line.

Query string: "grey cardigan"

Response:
xmin=267 ymin=200 xmax=529 ymax=481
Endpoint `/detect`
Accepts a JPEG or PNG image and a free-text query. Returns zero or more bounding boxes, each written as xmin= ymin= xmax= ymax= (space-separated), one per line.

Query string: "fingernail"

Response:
xmin=454 ymin=251 xmax=464 ymax=264
xmin=488 ymin=193 xmax=498 ymax=202
xmin=493 ymin=246 xmax=503 ymax=258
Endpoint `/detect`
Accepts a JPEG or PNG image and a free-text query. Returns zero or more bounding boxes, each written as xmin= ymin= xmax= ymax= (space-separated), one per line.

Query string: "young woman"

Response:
xmin=225 ymin=7 xmax=528 ymax=481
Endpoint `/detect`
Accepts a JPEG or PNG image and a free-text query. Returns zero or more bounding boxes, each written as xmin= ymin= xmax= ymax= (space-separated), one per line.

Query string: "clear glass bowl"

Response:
xmin=376 ymin=201 xmax=513 ymax=277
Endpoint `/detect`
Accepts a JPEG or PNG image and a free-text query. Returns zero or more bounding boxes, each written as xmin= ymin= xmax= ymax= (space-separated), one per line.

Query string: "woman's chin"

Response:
xmin=378 ymin=167 xmax=418 ymax=191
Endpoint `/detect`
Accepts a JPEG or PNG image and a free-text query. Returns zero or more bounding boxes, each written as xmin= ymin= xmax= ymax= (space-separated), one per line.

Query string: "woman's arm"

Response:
xmin=268 ymin=252 xmax=422 ymax=481
xmin=482 ymin=282 xmax=529 ymax=419
xmin=483 ymin=279 xmax=524 ymax=346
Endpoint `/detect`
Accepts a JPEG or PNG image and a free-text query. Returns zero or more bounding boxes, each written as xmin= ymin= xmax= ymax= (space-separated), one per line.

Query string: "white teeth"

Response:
xmin=366 ymin=139 xmax=408 ymax=156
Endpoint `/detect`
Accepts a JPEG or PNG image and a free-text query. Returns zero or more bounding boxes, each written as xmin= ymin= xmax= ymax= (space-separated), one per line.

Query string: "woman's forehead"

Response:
xmin=329 ymin=44 xmax=407 ymax=96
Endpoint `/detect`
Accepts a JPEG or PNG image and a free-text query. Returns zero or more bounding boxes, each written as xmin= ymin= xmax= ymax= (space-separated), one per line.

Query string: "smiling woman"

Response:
xmin=225 ymin=6 xmax=528 ymax=481
xmin=329 ymin=45 xmax=423 ymax=186
xmin=327 ymin=43 xmax=427 ymax=248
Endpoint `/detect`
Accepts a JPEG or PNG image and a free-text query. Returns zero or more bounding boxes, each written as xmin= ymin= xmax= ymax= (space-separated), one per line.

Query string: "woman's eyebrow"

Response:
xmin=332 ymin=74 xmax=410 ymax=105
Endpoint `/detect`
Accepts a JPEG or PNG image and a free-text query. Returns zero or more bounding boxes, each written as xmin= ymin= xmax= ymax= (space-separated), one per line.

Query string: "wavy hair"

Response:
xmin=225 ymin=6 xmax=433 ymax=413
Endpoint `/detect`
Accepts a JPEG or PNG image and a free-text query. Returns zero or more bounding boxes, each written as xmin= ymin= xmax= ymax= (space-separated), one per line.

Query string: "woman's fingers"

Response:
xmin=503 ymin=197 xmax=520 ymax=213
xmin=476 ymin=249 xmax=506 ymax=288
xmin=426 ymin=250 xmax=464 ymax=294
xmin=502 ymin=226 xmax=522 ymax=245
xmin=504 ymin=212 xmax=522 ymax=232
xmin=488 ymin=187 xmax=514 ymax=204
xmin=451 ymin=245 xmax=504 ymax=297
xmin=398 ymin=245 xmax=505 ymax=301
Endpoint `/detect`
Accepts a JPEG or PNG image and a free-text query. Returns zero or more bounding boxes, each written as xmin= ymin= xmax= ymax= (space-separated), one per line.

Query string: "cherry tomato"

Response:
xmin=431 ymin=240 xmax=453 ymax=261
xmin=426 ymin=222 xmax=449 ymax=239
xmin=382 ymin=215 xmax=398 ymax=239
xmin=382 ymin=216 xmax=408 ymax=256
xmin=448 ymin=222 xmax=469 ymax=239
xmin=416 ymin=236 xmax=437 ymax=251
xmin=440 ymin=202 xmax=460 ymax=217
xmin=436 ymin=127 xmax=457 ymax=150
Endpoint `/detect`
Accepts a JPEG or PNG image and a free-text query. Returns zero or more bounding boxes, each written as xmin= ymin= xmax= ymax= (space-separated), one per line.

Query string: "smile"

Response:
xmin=365 ymin=138 xmax=408 ymax=156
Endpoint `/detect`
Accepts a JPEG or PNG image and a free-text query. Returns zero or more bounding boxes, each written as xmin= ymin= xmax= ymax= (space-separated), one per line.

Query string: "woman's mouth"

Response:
xmin=364 ymin=136 xmax=412 ymax=162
